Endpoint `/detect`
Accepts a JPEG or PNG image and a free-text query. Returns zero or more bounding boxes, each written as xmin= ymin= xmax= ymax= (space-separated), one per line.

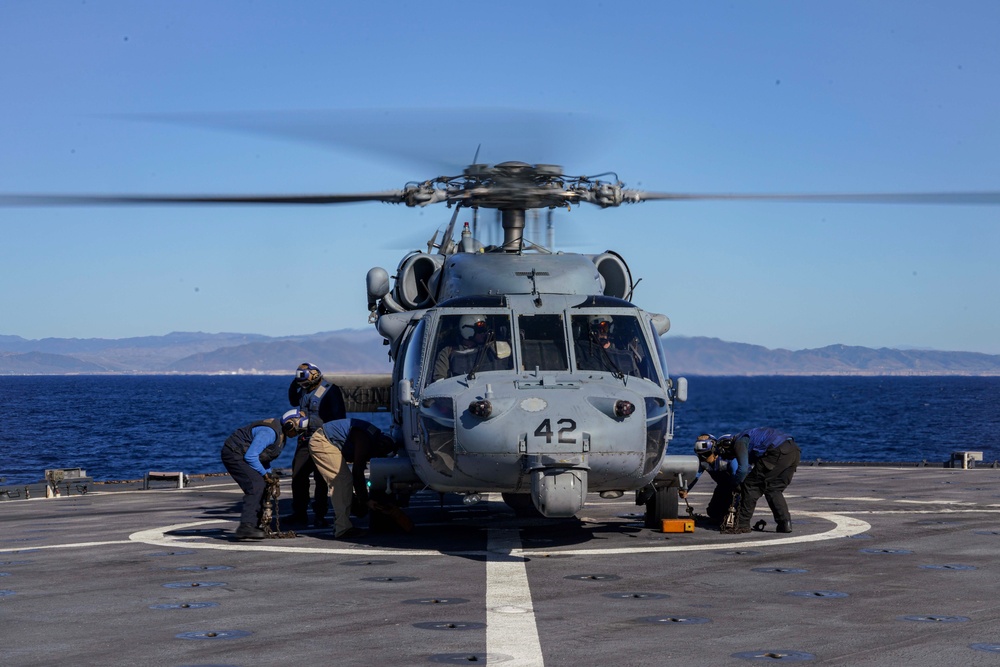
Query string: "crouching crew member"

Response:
xmin=221 ymin=409 xmax=307 ymax=540
xmin=307 ymin=418 xmax=398 ymax=539
xmin=679 ymin=434 xmax=739 ymax=525
xmin=287 ymin=362 xmax=347 ymax=527
xmin=719 ymin=427 xmax=801 ymax=535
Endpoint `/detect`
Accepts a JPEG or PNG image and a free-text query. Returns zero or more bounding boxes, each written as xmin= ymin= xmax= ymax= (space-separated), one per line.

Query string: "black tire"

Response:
xmin=644 ymin=486 xmax=679 ymax=528
xmin=502 ymin=492 xmax=543 ymax=518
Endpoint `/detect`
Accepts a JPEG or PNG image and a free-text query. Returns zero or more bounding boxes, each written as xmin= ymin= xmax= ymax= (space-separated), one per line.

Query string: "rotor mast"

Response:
xmin=500 ymin=209 xmax=526 ymax=251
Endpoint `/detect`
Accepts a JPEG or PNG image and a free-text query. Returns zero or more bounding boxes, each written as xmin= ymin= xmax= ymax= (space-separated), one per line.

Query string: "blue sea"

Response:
xmin=1 ymin=375 xmax=998 ymax=485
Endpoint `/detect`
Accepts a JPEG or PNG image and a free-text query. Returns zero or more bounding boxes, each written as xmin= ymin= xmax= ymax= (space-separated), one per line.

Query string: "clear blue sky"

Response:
xmin=2 ymin=2 xmax=998 ymax=354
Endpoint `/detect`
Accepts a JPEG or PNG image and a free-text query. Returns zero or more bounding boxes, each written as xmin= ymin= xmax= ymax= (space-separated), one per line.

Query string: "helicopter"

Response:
xmin=5 ymin=157 xmax=999 ymax=526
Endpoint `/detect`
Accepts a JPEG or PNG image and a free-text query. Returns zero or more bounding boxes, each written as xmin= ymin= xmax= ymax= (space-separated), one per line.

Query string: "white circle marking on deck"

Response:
xmin=127 ymin=509 xmax=871 ymax=556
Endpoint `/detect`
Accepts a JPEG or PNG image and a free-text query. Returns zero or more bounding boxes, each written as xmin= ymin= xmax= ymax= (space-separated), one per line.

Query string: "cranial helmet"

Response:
xmin=588 ymin=314 xmax=614 ymax=334
xmin=281 ymin=408 xmax=308 ymax=433
xmin=459 ymin=314 xmax=488 ymax=340
xmin=716 ymin=434 xmax=734 ymax=452
xmin=694 ymin=433 xmax=717 ymax=456
xmin=295 ymin=362 xmax=322 ymax=388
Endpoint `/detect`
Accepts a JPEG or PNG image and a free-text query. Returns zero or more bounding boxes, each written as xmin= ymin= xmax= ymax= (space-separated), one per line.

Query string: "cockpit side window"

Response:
xmin=428 ymin=313 xmax=513 ymax=384
xmin=649 ymin=318 xmax=670 ymax=388
xmin=571 ymin=313 xmax=658 ymax=382
xmin=517 ymin=314 xmax=568 ymax=371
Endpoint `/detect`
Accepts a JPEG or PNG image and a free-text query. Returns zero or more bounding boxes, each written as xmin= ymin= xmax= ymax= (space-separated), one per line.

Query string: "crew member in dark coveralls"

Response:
xmin=679 ymin=434 xmax=740 ymax=524
xmin=307 ymin=418 xmax=398 ymax=539
xmin=286 ymin=362 xmax=346 ymax=528
xmin=717 ymin=427 xmax=801 ymax=534
xmin=221 ymin=409 xmax=307 ymax=540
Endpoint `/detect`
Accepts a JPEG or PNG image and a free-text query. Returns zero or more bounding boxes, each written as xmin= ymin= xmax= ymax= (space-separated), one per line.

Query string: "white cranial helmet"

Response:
xmin=459 ymin=314 xmax=488 ymax=340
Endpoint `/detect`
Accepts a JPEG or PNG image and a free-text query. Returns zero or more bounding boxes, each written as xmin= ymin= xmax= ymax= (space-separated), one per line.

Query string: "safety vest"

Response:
xmin=299 ymin=379 xmax=331 ymax=433
xmin=224 ymin=419 xmax=286 ymax=466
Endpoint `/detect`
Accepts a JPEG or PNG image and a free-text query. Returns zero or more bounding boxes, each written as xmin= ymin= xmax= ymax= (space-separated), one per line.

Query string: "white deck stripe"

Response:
xmin=486 ymin=527 xmax=544 ymax=666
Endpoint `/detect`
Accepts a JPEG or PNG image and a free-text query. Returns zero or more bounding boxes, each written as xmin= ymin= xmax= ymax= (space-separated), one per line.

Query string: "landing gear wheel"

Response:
xmin=644 ymin=486 xmax=679 ymax=528
xmin=502 ymin=492 xmax=543 ymax=518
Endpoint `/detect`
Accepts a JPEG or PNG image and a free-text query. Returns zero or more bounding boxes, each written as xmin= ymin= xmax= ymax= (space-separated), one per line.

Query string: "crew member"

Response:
xmin=287 ymin=362 xmax=347 ymax=527
xmin=574 ymin=314 xmax=640 ymax=377
xmin=221 ymin=409 xmax=307 ymax=540
xmin=718 ymin=427 xmax=801 ymax=534
xmin=432 ymin=314 xmax=512 ymax=381
xmin=307 ymin=418 xmax=398 ymax=539
xmin=679 ymin=433 xmax=739 ymax=524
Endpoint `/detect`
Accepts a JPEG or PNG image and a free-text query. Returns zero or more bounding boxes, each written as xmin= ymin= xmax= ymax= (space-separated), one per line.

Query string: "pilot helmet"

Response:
xmin=588 ymin=314 xmax=614 ymax=335
xmin=294 ymin=362 xmax=322 ymax=389
xmin=280 ymin=408 xmax=308 ymax=435
xmin=694 ymin=433 xmax=717 ymax=456
xmin=459 ymin=314 xmax=489 ymax=340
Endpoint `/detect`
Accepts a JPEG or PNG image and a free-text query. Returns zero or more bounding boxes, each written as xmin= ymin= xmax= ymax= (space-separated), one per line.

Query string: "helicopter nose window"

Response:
xmin=430 ymin=313 xmax=514 ymax=383
xmin=517 ymin=314 xmax=568 ymax=371
xmin=572 ymin=314 xmax=657 ymax=382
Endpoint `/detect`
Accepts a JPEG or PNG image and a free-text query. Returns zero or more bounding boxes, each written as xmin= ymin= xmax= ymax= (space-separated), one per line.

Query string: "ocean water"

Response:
xmin=1 ymin=375 xmax=998 ymax=485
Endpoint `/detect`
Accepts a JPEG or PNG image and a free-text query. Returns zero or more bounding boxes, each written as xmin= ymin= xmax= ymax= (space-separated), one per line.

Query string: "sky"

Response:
xmin=1 ymin=1 xmax=998 ymax=354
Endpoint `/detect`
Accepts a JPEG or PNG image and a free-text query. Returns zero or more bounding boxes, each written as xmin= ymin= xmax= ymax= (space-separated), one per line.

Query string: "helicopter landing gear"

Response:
xmin=642 ymin=485 xmax=679 ymax=528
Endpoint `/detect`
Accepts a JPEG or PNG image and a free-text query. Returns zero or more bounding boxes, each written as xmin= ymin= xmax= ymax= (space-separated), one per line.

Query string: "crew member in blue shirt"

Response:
xmin=679 ymin=434 xmax=740 ymax=524
xmin=308 ymin=418 xmax=398 ymax=539
xmin=717 ymin=427 xmax=800 ymax=534
xmin=221 ymin=409 xmax=307 ymax=540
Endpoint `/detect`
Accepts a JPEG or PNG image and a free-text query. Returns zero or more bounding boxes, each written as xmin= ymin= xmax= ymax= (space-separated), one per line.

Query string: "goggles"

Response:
xmin=295 ymin=365 xmax=319 ymax=382
xmin=590 ymin=320 xmax=612 ymax=334
xmin=462 ymin=320 xmax=489 ymax=335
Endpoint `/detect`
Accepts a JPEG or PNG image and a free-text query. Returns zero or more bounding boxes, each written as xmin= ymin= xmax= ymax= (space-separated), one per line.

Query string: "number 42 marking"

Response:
xmin=533 ymin=418 xmax=577 ymax=444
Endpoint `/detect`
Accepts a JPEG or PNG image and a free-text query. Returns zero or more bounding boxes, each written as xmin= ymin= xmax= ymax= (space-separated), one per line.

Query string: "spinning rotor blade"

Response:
xmin=625 ymin=190 xmax=1000 ymax=206
xmin=118 ymin=108 xmax=609 ymax=174
xmin=0 ymin=191 xmax=409 ymax=206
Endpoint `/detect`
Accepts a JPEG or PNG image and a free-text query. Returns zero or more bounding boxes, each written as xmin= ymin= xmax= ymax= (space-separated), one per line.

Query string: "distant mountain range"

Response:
xmin=1 ymin=331 xmax=999 ymax=376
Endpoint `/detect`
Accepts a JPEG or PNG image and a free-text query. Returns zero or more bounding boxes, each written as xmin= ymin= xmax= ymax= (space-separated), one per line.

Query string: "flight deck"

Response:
xmin=2 ymin=465 xmax=999 ymax=666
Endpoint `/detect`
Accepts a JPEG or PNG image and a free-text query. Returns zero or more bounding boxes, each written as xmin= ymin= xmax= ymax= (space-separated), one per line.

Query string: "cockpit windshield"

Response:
xmin=517 ymin=314 xmax=569 ymax=371
xmin=571 ymin=313 xmax=659 ymax=383
xmin=429 ymin=313 xmax=514 ymax=384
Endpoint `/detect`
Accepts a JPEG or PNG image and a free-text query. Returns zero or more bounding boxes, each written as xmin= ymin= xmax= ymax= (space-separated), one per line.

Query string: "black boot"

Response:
xmin=776 ymin=520 xmax=793 ymax=534
xmin=235 ymin=523 xmax=265 ymax=540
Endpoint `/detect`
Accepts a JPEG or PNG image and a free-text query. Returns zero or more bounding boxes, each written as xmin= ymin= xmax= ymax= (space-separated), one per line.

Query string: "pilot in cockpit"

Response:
xmin=575 ymin=314 xmax=640 ymax=377
xmin=432 ymin=314 xmax=513 ymax=381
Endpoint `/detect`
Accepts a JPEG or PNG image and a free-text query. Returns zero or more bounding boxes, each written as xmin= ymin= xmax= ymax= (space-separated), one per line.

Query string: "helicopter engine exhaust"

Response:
xmin=394 ymin=252 xmax=444 ymax=310
xmin=590 ymin=252 xmax=633 ymax=299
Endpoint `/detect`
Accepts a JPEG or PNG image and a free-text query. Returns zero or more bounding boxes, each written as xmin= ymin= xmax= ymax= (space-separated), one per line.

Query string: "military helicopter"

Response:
xmin=6 ymin=152 xmax=999 ymax=526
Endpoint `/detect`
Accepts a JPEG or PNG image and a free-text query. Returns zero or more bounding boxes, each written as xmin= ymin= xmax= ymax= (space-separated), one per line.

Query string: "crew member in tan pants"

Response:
xmin=308 ymin=418 xmax=397 ymax=538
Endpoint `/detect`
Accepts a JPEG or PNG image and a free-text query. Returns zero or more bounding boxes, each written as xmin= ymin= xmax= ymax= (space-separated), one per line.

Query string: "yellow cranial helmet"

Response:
xmin=295 ymin=362 xmax=322 ymax=387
